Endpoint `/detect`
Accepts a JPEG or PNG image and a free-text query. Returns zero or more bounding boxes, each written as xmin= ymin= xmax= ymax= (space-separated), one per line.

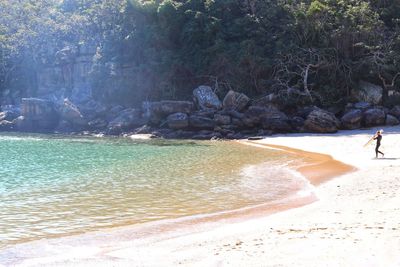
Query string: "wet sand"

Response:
xmin=244 ymin=142 xmax=355 ymax=185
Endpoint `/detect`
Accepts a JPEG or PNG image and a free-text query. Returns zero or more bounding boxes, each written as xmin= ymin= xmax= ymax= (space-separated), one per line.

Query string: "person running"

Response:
xmin=373 ymin=129 xmax=384 ymax=158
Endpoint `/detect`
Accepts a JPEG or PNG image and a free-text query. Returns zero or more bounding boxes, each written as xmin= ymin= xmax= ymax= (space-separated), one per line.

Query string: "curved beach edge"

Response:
xmin=3 ymin=126 xmax=400 ymax=266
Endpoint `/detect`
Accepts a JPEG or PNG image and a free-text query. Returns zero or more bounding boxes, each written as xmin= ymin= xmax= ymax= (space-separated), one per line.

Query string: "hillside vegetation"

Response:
xmin=1 ymin=0 xmax=400 ymax=107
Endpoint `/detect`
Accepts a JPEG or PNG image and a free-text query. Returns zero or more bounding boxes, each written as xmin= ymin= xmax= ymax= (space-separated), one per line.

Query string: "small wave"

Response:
xmin=239 ymin=160 xmax=316 ymax=203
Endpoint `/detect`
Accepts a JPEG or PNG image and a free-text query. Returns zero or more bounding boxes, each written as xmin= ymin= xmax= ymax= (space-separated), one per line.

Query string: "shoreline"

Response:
xmin=2 ymin=127 xmax=400 ymax=266
xmin=241 ymin=141 xmax=355 ymax=186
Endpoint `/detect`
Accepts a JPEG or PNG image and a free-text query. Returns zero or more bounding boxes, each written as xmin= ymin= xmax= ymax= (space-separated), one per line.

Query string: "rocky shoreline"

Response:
xmin=0 ymin=82 xmax=398 ymax=140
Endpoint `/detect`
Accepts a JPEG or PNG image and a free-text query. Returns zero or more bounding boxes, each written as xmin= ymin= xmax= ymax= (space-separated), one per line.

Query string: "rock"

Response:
xmin=389 ymin=105 xmax=400 ymax=119
xmin=133 ymin=125 xmax=153 ymax=134
xmin=159 ymin=101 xmax=194 ymax=115
xmin=106 ymin=105 xmax=125 ymax=121
xmin=59 ymin=99 xmax=87 ymax=126
xmin=189 ymin=115 xmax=216 ymax=130
xmin=354 ymin=102 xmax=371 ymax=110
xmin=260 ymin=110 xmax=291 ymax=132
xmin=386 ymin=114 xmax=400 ymax=126
xmin=0 ymin=120 xmax=14 ymax=131
xmin=21 ymin=98 xmax=59 ymax=132
xmin=220 ymin=124 xmax=239 ymax=131
xmin=54 ymin=120 xmax=74 ymax=133
xmin=151 ymin=128 xmax=174 ymax=138
xmin=289 ymin=116 xmax=305 ymax=131
xmin=341 ymin=109 xmax=363 ymax=130
xmin=231 ymin=118 xmax=244 ymax=128
xmin=88 ymin=118 xmax=108 ymax=130
xmin=241 ymin=116 xmax=258 ymax=128
xmin=296 ymin=106 xmax=320 ymax=119
xmin=221 ymin=110 xmax=245 ymax=120
xmin=214 ymin=114 xmax=231 ymax=125
xmin=193 ymin=85 xmax=222 ymax=110
xmin=214 ymin=126 xmax=235 ymax=136
xmin=0 ymin=110 xmax=19 ymax=122
xmin=193 ymin=109 xmax=216 ymax=118
xmin=244 ymin=106 xmax=278 ymax=125
xmin=78 ymin=100 xmax=108 ymax=120
xmin=107 ymin=108 xmax=146 ymax=134
xmin=222 ymin=90 xmax=250 ymax=111
xmin=167 ymin=112 xmax=189 ymax=129
xmin=143 ymin=101 xmax=192 ymax=125
xmin=304 ymin=109 xmax=340 ymax=133
xmin=352 ymin=81 xmax=383 ymax=105
xmin=176 ymin=130 xmax=196 ymax=139
xmin=192 ymin=131 xmax=222 ymax=140
xmin=252 ymin=93 xmax=277 ymax=107
xmin=363 ymin=108 xmax=386 ymax=127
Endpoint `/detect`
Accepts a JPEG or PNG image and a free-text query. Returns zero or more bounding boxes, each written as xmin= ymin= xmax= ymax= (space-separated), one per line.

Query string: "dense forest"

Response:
xmin=1 ymin=0 xmax=400 ymax=107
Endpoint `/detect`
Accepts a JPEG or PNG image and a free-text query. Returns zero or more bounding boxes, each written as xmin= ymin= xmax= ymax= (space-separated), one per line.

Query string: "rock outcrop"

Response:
xmin=385 ymin=114 xmax=399 ymax=126
xmin=59 ymin=99 xmax=87 ymax=127
xmin=341 ymin=109 xmax=363 ymax=130
xmin=107 ymin=108 xmax=146 ymax=135
xmin=304 ymin=109 xmax=340 ymax=133
xmin=222 ymin=90 xmax=250 ymax=111
xmin=352 ymin=81 xmax=383 ymax=105
xmin=363 ymin=108 xmax=386 ymax=127
xmin=19 ymin=98 xmax=59 ymax=132
xmin=189 ymin=115 xmax=216 ymax=129
xmin=193 ymin=86 xmax=222 ymax=110
xmin=167 ymin=113 xmax=189 ymax=130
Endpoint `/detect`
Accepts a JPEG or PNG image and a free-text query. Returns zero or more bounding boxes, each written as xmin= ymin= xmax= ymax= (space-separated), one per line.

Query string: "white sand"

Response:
xmin=2 ymin=127 xmax=400 ymax=267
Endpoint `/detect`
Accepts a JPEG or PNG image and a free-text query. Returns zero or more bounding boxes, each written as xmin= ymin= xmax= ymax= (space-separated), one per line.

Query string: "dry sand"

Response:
xmin=2 ymin=127 xmax=400 ymax=267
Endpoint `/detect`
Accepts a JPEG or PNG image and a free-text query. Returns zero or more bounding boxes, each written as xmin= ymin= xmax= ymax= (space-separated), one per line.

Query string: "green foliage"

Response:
xmin=1 ymin=0 xmax=400 ymax=106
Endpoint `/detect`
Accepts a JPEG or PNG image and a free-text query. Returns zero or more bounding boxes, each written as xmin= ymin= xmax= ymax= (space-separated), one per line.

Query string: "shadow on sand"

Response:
xmin=373 ymin=157 xmax=400 ymax=160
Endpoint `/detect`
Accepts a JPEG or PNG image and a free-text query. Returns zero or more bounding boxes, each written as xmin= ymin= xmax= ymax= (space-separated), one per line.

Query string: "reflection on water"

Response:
xmin=0 ymin=133 xmax=308 ymax=248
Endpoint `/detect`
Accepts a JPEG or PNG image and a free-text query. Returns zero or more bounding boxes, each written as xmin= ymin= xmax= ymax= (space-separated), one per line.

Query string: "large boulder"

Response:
xmin=107 ymin=108 xmax=146 ymax=134
xmin=386 ymin=114 xmax=400 ymax=126
xmin=304 ymin=109 xmax=340 ymax=133
xmin=389 ymin=105 xmax=400 ymax=119
xmin=59 ymin=99 xmax=87 ymax=127
xmin=222 ymin=90 xmax=250 ymax=111
xmin=260 ymin=110 xmax=291 ymax=132
xmin=352 ymin=81 xmax=383 ymax=105
xmin=20 ymin=98 xmax=59 ymax=132
xmin=289 ymin=116 xmax=305 ymax=131
xmin=189 ymin=115 xmax=216 ymax=130
xmin=296 ymin=106 xmax=321 ymax=119
xmin=363 ymin=108 xmax=385 ymax=127
xmin=193 ymin=85 xmax=222 ymax=110
xmin=167 ymin=112 xmax=189 ymax=129
xmin=341 ymin=109 xmax=363 ymax=130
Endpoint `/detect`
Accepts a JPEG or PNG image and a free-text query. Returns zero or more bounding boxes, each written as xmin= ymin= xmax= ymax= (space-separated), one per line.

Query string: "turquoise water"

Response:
xmin=0 ymin=133 xmax=309 ymax=248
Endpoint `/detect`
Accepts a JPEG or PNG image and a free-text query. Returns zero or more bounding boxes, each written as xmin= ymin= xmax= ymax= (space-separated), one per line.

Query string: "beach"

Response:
xmin=2 ymin=127 xmax=400 ymax=266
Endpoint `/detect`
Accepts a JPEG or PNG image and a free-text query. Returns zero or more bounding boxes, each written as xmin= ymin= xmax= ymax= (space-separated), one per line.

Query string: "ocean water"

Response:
xmin=0 ymin=133 xmax=312 ymax=248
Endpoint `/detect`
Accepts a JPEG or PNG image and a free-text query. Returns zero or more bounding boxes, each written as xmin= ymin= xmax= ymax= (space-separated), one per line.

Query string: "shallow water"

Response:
xmin=0 ymin=133 xmax=311 ymax=248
